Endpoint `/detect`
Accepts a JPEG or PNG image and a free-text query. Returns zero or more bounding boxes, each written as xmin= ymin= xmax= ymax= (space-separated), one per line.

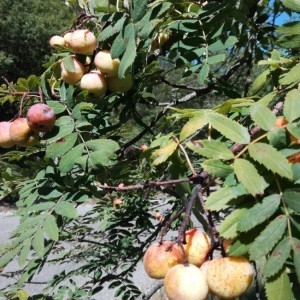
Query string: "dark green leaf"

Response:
xmin=283 ymin=190 xmax=300 ymax=213
xmin=263 ymin=237 xmax=292 ymax=278
xmin=283 ymin=89 xmax=300 ymax=122
xmin=59 ymin=144 xmax=85 ymax=173
xmin=130 ymin=0 xmax=148 ymax=22
xmin=238 ymin=194 xmax=281 ymax=232
xmin=292 ymin=238 xmax=300 ymax=282
xmin=249 ymin=215 xmax=287 ymax=260
xmin=197 ymin=63 xmax=209 ymax=85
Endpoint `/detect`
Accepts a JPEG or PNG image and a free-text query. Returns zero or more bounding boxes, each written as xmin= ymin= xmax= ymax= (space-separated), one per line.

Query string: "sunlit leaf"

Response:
xmin=201 ymin=159 xmax=233 ymax=178
xmin=265 ymin=268 xmax=295 ymax=300
xmin=205 ymin=184 xmax=247 ymax=211
xmin=248 ymin=143 xmax=293 ymax=179
xmin=152 ymin=140 xmax=178 ymax=166
xmin=249 ymin=104 xmax=277 ymax=131
xmin=233 ymin=158 xmax=268 ymax=196
xmin=43 ymin=215 xmax=59 ymax=242
xmin=54 ymin=201 xmax=78 ymax=219
xmin=283 ymin=89 xmax=300 ymax=122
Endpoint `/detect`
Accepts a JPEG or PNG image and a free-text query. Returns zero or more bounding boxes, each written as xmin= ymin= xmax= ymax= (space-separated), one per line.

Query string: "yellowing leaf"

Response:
xmin=152 ymin=140 xmax=178 ymax=165
xmin=180 ymin=112 xmax=208 ymax=141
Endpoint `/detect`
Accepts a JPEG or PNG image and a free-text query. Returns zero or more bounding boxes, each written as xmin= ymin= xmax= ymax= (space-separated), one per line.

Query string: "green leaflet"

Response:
xmin=248 ymin=143 xmax=293 ymax=180
xmin=191 ymin=139 xmax=235 ymax=160
xmin=265 ymin=268 xmax=295 ymax=300
xmin=32 ymin=229 xmax=45 ymax=258
xmin=249 ymin=215 xmax=287 ymax=260
xmin=201 ymin=159 xmax=233 ymax=178
xmin=118 ymin=23 xmax=136 ymax=78
xmin=219 ymin=208 xmax=248 ymax=239
xmin=283 ymin=89 xmax=300 ymax=122
xmin=54 ymin=201 xmax=78 ymax=219
xmin=238 ymin=194 xmax=281 ymax=232
xmin=283 ymin=190 xmax=300 ymax=213
xmin=233 ymin=158 xmax=268 ymax=196
xmin=43 ymin=215 xmax=59 ymax=242
xmin=152 ymin=140 xmax=178 ymax=166
xmin=59 ymin=144 xmax=85 ymax=173
xmin=205 ymin=184 xmax=247 ymax=211
xmin=263 ymin=237 xmax=292 ymax=278
xmin=282 ymin=0 xmax=300 ymax=12
xmin=207 ymin=112 xmax=250 ymax=144
xmin=279 ymin=64 xmax=300 ymax=85
xmin=179 ymin=111 xmax=208 ymax=141
xmin=292 ymin=238 xmax=300 ymax=282
xmin=249 ymin=104 xmax=277 ymax=131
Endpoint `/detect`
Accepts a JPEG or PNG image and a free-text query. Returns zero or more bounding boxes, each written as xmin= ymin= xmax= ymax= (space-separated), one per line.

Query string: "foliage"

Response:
xmin=0 ymin=0 xmax=75 ymax=82
xmin=1 ymin=0 xmax=300 ymax=299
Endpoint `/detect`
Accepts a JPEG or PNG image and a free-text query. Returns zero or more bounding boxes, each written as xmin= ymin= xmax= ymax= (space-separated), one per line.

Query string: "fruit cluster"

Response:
xmin=0 ymin=103 xmax=56 ymax=148
xmin=143 ymin=228 xmax=254 ymax=300
xmin=49 ymin=29 xmax=133 ymax=96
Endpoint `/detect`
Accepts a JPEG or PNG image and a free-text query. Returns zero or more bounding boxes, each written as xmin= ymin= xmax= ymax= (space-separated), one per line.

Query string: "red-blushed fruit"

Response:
xmin=201 ymin=256 xmax=254 ymax=299
xmin=164 ymin=263 xmax=209 ymax=300
xmin=80 ymin=71 xmax=107 ymax=97
xmin=61 ymin=57 xmax=85 ymax=84
xmin=26 ymin=103 xmax=56 ymax=132
xmin=0 ymin=121 xmax=15 ymax=148
xmin=9 ymin=118 xmax=39 ymax=147
xmin=49 ymin=35 xmax=66 ymax=48
xmin=68 ymin=29 xmax=97 ymax=54
xmin=94 ymin=50 xmax=120 ymax=77
xmin=183 ymin=228 xmax=211 ymax=267
xmin=143 ymin=241 xmax=185 ymax=279
xmin=107 ymin=73 xmax=133 ymax=93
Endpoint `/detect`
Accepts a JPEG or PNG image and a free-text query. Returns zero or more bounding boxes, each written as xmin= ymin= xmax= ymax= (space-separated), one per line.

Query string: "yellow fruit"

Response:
xmin=68 ymin=29 xmax=97 ymax=54
xmin=80 ymin=71 xmax=107 ymax=97
xmin=49 ymin=35 xmax=66 ymax=48
xmin=183 ymin=228 xmax=211 ymax=267
xmin=0 ymin=121 xmax=15 ymax=148
xmin=94 ymin=50 xmax=120 ymax=77
xmin=61 ymin=57 xmax=85 ymax=85
xmin=143 ymin=241 xmax=185 ymax=279
xmin=9 ymin=118 xmax=39 ymax=147
xmin=107 ymin=73 xmax=133 ymax=93
xmin=201 ymin=256 xmax=254 ymax=299
xmin=164 ymin=264 xmax=209 ymax=300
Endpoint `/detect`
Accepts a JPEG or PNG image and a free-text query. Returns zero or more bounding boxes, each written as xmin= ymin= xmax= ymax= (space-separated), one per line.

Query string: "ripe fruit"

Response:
xmin=143 ymin=241 xmax=185 ymax=279
xmin=49 ymin=35 xmax=66 ymax=48
xmin=61 ymin=57 xmax=85 ymax=84
xmin=80 ymin=71 xmax=107 ymax=97
xmin=10 ymin=118 xmax=39 ymax=147
xmin=274 ymin=116 xmax=288 ymax=128
xmin=63 ymin=32 xmax=72 ymax=46
xmin=201 ymin=256 xmax=254 ymax=299
xmin=183 ymin=228 xmax=211 ymax=267
xmin=0 ymin=121 xmax=15 ymax=148
xmin=164 ymin=264 xmax=209 ymax=300
xmin=94 ymin=50 xmax=120 ymax=77
xmin=107 ymin=73 xmax=133 ymax=93
xmin=68 ymin=29 xmax=97 ymax=54
xmin=26 ymin=103 xmax=56 ymax=132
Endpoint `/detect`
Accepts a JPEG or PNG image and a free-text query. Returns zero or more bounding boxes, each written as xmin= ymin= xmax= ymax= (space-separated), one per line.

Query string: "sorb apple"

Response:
xmin=94 ymin=50 xmax=120 ymax=77
xmin=201 ymin=256 xmax=254 ymax=299
xmin=80 ymin=71 xmax=107 ymax=97
xmin=0 ymin=121 xmax=15 ymax=148
xmin=107 ymin=73 xmax=133 ymax=93
xmin=63 ymin=32 xmax=72 ymax=46
xmin=26 ymin=103 xmax=56 ymax=132
xmin=164 ymin=264 xmax=209 ymax=300
xmin=68 ymin=29 xmax=97 ymax=54
xmin=61 ymin=57 xmax=85 ymax=84
xmin=143 ymin=241 xmax=185 ymax=279
xmin=183 ymin=228 xmax=211 ymax=267
xmin=10 ymin=118 xmax=39 ymax=147
xmin=49 ymin=35 xmax=66 ymax=48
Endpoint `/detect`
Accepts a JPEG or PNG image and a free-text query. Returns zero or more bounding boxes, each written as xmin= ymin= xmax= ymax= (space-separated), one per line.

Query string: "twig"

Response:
xmin=136 ymin=280 xmax=164 ymax=300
